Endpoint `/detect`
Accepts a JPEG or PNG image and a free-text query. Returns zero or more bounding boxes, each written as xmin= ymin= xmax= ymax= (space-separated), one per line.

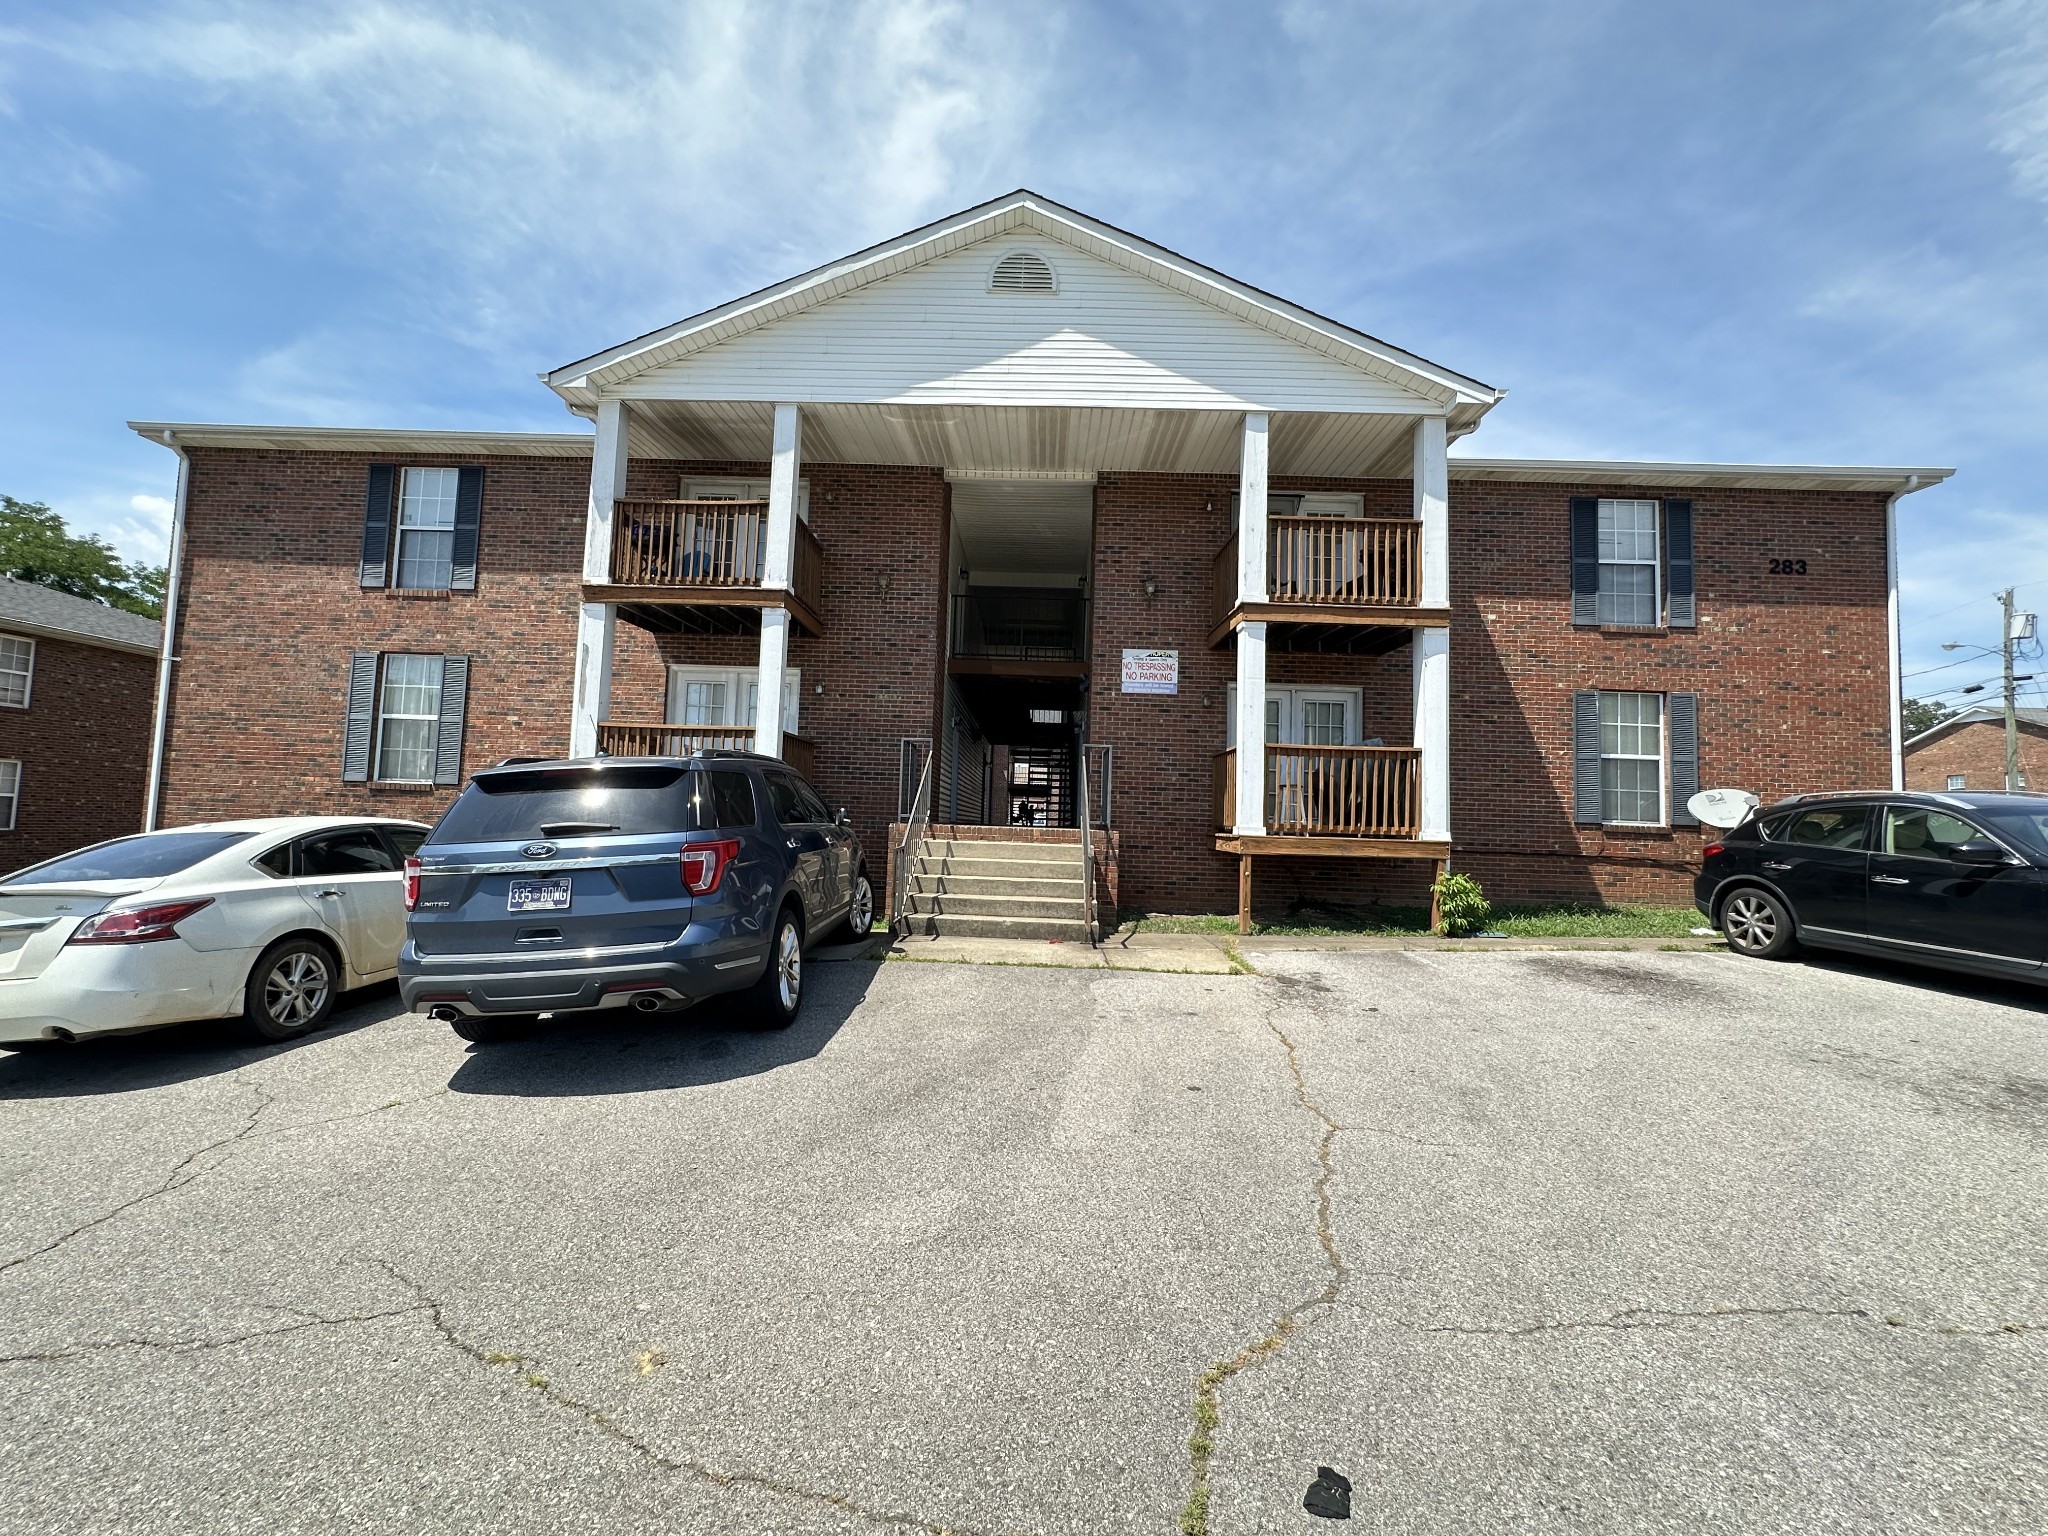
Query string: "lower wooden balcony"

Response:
xmin=597 ymin=722 xmax=817 ymax=782
xmin=585 ymin=499 xmax=825 ymax=637
xmin=1211 ymin=744 xmax=1445 ymax=857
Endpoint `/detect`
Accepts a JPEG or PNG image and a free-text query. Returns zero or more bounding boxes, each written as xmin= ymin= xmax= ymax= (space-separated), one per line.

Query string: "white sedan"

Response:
xmin=0 ymin=817 xmax=429 ymax=1049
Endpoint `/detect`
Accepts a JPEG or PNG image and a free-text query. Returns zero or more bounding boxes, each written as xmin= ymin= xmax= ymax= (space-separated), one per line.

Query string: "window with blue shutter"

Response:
xmin=358 ymin=466 xmax=396 ymax=588
xmin=1664 ymin=500 xmax=1695 ymax=628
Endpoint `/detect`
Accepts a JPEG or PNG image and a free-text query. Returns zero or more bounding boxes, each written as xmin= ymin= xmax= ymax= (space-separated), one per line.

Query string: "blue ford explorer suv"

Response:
xmin=399 ymin=753 xmax=871 ymax=1042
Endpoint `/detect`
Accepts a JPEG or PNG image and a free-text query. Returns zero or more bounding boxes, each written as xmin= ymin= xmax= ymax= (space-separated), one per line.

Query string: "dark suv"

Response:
xmin=1695 ymin=789 xmax=2048 ymax=984
xmin=399 ymin=753 xmax=871 ymax=1041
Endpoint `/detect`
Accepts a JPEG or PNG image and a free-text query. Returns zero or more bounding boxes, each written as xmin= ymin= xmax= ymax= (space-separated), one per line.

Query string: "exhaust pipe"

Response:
xmin=631 ymin=994 xmax=664 ymax=1013
xmin=427 ymin=1006 xmax=461 ymax=1022
xmin=48 ymin=1027 xmax=76 ymax=1044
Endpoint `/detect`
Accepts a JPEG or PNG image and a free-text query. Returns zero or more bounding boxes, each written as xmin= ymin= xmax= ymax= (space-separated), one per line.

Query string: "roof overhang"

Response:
xmin=543 ymin=189 xmax=1503 ymax=417
xmin=1903 ymin=706 xmax=2048 ymax=751
xmin=1448 ymin=458 xmax=1953 ymax=495
xmin=0 ymin=614 xmax=159 ymax=657
xmin=129 ymin=422 xmax=595 ymax=457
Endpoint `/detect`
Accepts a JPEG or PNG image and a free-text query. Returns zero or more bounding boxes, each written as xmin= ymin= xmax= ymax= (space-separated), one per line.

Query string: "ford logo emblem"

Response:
xmin=520 ymin=842 xmax=558 ymax=859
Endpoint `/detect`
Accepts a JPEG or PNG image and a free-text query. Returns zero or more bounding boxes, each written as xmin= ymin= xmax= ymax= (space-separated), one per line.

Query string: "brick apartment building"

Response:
xmin=0 ymin=577 xmax=161 ymax=871
xmin=1903 ymin=705 xmax=2048 ymax=794
xmin=134 ymin=192 xmax=1950 ymax=920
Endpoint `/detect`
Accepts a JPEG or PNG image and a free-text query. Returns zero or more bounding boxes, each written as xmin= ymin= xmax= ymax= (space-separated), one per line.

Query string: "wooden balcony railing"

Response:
xmin=1213 ymin=744 xmax=1421 ymax=837
xmin=609 ymin=501 xmax=825 ymax=619
xmin=1211 ymin=516 xmax=1423 ymax=622
xmin=596 ymin=723 xmax=817 ymax=782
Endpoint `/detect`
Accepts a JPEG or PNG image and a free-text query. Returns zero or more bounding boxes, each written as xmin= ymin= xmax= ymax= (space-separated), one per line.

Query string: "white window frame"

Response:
xmin=0 ymin=759 xmax=18 ymax=830
xmin=1946 ymin=773 xmax=1967 ymax=791
xmin=373 ymin=654 xmax=445 ymax=784
xmin=393 ymin=466 xmax=460 ymax=591
xmin=665 ymin=665 xmax=801 ymax=735
xmin=1599 ymin=690 xmax=1666 ymax=826
xmin=1596 ymin=498 xmax=1662 ymax=628
xmin=1224 ymin=686 xmax=1362 ymax=748
xmin=0 ymin=635 xmax=34 ymax=710
xmin=683 ymin=477 xmax=811 ymax=524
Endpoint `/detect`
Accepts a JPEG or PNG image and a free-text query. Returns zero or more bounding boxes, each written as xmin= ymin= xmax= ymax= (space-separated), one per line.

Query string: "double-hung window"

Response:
xmin=665 ymin=665 xmax=801 ymax=735
xmin=341 ymin=651 xmax=470 ymax=785
xmin=0 ymin=636 xmax=34 ymax=708
xmin=1598 ymin=691 xmax=1664 ymax=824
xmin=1596 ymin=500 xmax=1660 ymax=626
xmin=0 ymin=760 xmax=18 ymax=830
xmin=394 ymin=468 xmax=459 ymax=590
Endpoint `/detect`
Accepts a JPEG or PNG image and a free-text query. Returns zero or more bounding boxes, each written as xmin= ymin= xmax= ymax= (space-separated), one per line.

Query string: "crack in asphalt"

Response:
xmin=377 ymin=1262 xmax=1019 ymax=1536
xmin=0 ymin=1303 xmax=431 ymax=1366
xmin=1390 ymin=1305 xmax=2043 ymax=1340
xmin=257 ymin=1086 xmax=451 ymax=1138
xmin=1178 ymin=986 xmax=1347 ymax=1536
xmin=0 ymin=1083 xmax=274 ymax=1279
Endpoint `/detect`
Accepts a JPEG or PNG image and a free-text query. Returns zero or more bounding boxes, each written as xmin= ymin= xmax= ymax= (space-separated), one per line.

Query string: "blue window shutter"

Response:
xmin=359 ymin=466 xmax=396 ymax=588
xmin=1665 ymin=499 xmax=1695 ymax=628
xmin=450 ymin=467 xmax=483 ymax=591
xmin=1669 ymin=692 xmax=1700 ymax=825
xmin=433 ymin=656 xmax=469 ymax=786
xmin=342 ymin=653 xmax=379 ymax=782
xmin=1570 ymin=498 xmax=1599 ymax=626
xmin=1573 ymin=690 xmax=1603 ymax=824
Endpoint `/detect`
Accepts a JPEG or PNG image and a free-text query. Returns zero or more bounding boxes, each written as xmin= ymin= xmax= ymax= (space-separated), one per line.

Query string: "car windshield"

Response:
xmin=4 ymin=830 xmax=258 ymax=885
xmin=1970 ymin=805 xmax=2048 ymax=861
xmin=427 ymin=766 xmax=705 ymax=844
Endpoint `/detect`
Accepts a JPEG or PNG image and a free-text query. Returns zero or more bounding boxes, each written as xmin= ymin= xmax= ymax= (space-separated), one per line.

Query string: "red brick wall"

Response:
xmin=0 ymin=632 xmax=155 ymax=871
xmin=1903 ymin=719 xmax=2048 ymax=792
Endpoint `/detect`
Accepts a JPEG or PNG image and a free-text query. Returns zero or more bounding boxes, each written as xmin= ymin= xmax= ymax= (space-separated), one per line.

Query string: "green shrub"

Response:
xmin=1432 ymin=869 xmax=1491 ymax=937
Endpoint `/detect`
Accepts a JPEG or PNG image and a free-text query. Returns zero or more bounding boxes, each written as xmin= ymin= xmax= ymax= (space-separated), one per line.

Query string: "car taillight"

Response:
xmin=403 ymin=855 xmax=421 ymax=912
xmin=1701 ymin=842 xmax=1725 ymax=858
xmin=67 ymin=898 xmax=215 ymax=946
xmin=680 ymin=838 xmax=741 ymax=896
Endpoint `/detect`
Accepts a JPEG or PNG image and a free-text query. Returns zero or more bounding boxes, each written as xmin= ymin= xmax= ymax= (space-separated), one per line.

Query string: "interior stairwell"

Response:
xmin=903 ymin=836 xmax=1093 ymax=941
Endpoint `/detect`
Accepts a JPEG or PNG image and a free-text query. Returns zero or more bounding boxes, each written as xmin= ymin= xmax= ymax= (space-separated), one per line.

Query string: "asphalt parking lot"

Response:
xmin=1 ymin=945 xmax=2042 ymax=1535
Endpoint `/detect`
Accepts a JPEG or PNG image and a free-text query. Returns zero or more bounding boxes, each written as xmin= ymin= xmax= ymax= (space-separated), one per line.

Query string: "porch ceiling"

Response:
xmin=621 ymin=400 xmax=1428 ymax=479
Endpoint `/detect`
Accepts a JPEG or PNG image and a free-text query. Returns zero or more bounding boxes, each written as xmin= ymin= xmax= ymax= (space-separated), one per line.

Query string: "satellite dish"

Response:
xmin=1688 ymin=788 xmax=1761 ymax=829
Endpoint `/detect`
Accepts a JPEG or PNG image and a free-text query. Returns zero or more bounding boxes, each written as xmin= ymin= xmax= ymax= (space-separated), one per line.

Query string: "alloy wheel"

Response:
xmin=264 ymin=950 xmax=333 ymax=1028
xmin=776 ymin=921 xmax=802 ymax=1012
xmin=1723 ymin=894 xmax=1777 ymax=953
xmin=849 ymin=876 xmax=873 ymax=935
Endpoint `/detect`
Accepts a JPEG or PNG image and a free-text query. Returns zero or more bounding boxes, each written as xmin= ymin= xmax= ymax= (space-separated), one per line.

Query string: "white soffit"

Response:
xmin=545 ymin=190 xmax=1500 ymax=413
xmin=950 ymin=480 xmax=1094 ymax=575
xmin=129 ymin=422 xmax=595 ymax=457
xmin=1449 ymin=457 xmax=1955 ymax=494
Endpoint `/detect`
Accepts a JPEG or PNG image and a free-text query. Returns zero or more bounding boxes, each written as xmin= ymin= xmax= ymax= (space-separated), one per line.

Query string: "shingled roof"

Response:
xmin=0 ymin=577 xmax=161 ymax=655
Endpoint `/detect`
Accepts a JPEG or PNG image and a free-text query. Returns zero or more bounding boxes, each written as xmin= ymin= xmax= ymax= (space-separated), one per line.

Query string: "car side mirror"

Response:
xmin=1950 ymin=839 xmax=2013 ymax=867
xmin=835 ymin=808 xmax=852 ymax=828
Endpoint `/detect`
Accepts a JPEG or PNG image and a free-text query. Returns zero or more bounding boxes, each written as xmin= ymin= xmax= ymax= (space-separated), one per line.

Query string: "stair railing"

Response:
xmin=1077 ymin=740 xmax=1099 ymax=946
xmin=891 ymin=743 xmax=936 ymax=935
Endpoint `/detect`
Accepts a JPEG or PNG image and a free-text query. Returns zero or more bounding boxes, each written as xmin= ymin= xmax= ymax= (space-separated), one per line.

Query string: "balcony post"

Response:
xmin=570 ymin=398 xmax=631 ymax=757
xmin=1412 ymin=414 xmax=1448 ymax=608
xmin=1233 ymin=411 xmax=1271 ymax=835
xmin=1235 ymin=411 xmax=1269 ymax=606
xmin=1412 ymin=625 xmax=1450 ymax=840
xmin=754 ymin=403 xmax=801 ymax=758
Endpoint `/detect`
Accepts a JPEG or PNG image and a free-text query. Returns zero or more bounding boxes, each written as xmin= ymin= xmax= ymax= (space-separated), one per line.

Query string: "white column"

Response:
xmin=1236 ymin=411 xmax=1270 ymax=606
xmin=1412 ymin=626 xmax=1450 ymax=841
xmin=570 ymin=398 xmax=631 ymax=756
xmin=1885 ymin=481 xmax=1914 ymax=791
xmin=754 ymin=403 xmax=802 ymax=758
xmin=1412 ymin=414 xmax=1449 ymax=609
xmin=1234 ymin=621 xmax=1269 ymax=835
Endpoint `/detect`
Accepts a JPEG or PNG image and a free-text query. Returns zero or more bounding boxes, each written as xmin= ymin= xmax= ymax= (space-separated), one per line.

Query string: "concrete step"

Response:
xmin=908 ymin=872 xmax=1085 ymax=899
xmin=915 ymin=839 xmax=1086 ymax=864
xmin=913 ymin=855 xmax=1081 ymax=882
xmin=904 ymin=913 xmax=1092 ymax=941
xmin=906 ymin=892 xmax=1089 ymax=920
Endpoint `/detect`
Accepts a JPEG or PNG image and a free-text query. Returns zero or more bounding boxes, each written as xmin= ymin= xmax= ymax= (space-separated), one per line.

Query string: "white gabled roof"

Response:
xmin=543 ymin=189 xmax=1503 ymax=415
xmin=1904 ymin=704 xmax=2048 ymax=751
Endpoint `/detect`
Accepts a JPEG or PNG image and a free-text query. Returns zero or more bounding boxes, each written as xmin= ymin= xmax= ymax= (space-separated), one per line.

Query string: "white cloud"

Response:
xmin=0 ymin=126 xmax=135 ymax=230
xmin=1950 ymin=1 xmax=2048 ymax=204
xmin=129 ymin=493 xmax=171 ymax=517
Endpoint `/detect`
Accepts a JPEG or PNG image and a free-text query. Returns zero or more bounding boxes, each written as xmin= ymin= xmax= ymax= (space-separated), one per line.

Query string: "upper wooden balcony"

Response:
xmin=585 ymin=499 xmax=825 ymax=637
xmin=1208 ymin=516 xmax=1445 ymax=650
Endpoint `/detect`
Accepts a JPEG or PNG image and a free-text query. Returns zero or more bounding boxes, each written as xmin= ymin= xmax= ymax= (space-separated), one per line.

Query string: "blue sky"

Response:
xmin=2 ymin=1 xmax=2044 ymax=706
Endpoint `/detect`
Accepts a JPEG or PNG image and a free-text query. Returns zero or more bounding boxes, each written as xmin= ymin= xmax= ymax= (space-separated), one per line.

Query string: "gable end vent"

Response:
xmin=988 ymin=250 xmax=1058 ymax=295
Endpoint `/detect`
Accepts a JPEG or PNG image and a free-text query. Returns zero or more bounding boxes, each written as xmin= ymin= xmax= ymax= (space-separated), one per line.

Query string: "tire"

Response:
xmin=449 ymin=1013 xmax=540 ymax=1044
xmin=743 ymin=906 xmax=804 ymax=1029
xmin=839 ymin=867 xmax=875 ymax=942
xmin=1718 ymin=886 xmax=1798 ymax=960
xmin=241 ymin=937 xmax=341 ymax=1043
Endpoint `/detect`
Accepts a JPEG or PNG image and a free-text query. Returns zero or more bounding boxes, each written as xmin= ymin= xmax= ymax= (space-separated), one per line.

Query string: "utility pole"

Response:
xmin=2003 ymin=587 xmax=2021 ymax=792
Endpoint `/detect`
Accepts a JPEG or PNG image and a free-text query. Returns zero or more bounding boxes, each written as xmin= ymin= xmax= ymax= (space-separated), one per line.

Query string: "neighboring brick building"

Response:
xmin=0 ymin=577 xmax=161 ymax=872
xmin=1903 ymin=706 xmax=2048 ymax=794
xmin=134 ymin=191 xmax=1951 ymax=920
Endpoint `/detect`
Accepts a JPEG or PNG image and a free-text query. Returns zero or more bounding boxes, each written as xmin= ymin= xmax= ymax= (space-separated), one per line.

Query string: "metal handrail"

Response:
xmin=1077 ymin=740 xmax=1098 ymax=945
xmin=891 ymin=742 xmax=935 ymax=934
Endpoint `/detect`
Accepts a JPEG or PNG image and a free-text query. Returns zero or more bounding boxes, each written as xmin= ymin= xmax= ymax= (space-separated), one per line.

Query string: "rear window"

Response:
xmin=5 ymin=830 xmax=257 ymax=885
xmin=427 ymin=766 xmax=703 ymax=845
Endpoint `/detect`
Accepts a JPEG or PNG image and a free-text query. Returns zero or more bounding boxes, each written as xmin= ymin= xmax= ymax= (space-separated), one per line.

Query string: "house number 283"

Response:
xmin=1768 ymin=558 xmax=1809 ymax=575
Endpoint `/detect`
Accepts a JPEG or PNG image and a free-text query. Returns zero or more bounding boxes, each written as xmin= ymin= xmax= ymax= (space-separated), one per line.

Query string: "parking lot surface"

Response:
xmin=1 ymin=947 xmax=2041 ymax=1534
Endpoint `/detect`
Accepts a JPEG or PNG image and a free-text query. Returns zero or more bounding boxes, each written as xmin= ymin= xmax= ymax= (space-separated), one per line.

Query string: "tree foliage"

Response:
xmin=1901 ymin=696 xmax=1955 ymax=739
xmin=0 ymin=495 xmax=166 ymax=620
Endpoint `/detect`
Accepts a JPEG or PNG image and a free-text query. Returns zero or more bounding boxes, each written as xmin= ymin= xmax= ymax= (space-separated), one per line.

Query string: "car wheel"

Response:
xmin=744 ymin=906 xmax=804 ymax=1029
xmin=242 ymin=938 xmax=340 ymax=1042
xmin=1719 ymin=886 xmax=1798 ymax=959
xmin=449 ymin=1014 xmax=540 ymax=1044
xmin=839 ymin=868 xmax=875 ymax=941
